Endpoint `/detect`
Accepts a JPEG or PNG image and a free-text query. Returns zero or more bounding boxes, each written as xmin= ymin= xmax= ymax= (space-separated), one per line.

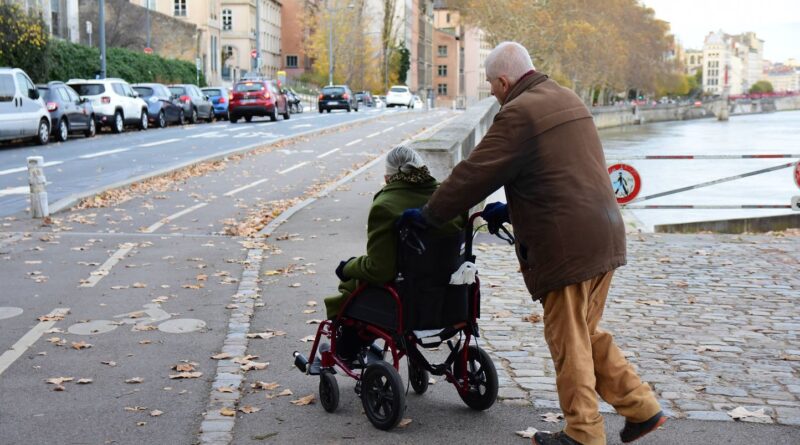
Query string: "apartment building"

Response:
xmin=219 ymin=0 xmax=282 ymax=83
xmin=280 ymin=0 xmax=319 ymax=80
xmin=702 ymin=30 xmax=766 ymax=95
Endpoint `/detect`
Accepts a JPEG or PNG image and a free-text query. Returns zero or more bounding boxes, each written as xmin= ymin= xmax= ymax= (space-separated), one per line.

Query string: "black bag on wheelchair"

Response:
xmin=396 ymin=230 xmax=469 ymax=331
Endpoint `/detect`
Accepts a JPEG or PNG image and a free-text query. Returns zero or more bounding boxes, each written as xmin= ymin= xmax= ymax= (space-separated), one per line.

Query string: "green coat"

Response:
xmin=325 ymin=178 xmax=463 ymax=318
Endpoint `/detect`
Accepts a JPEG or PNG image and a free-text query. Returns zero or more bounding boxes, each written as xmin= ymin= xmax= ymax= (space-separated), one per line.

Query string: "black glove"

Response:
xmin=335 ymin=257 xmax=356 ymax=281
xmin=482 ymin=202 xmax=510 ymax=234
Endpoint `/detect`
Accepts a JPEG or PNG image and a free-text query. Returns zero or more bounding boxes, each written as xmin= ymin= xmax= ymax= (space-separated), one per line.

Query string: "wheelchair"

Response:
xmin=292 ymin=211 xmax=514 ymax=430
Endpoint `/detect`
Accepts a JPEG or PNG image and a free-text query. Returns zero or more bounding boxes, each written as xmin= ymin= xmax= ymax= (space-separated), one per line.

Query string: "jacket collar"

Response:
xmin=378 ymin=178 xmax=437 ymax=195
xmin=503 ymin=71 xmax=549 ymax=106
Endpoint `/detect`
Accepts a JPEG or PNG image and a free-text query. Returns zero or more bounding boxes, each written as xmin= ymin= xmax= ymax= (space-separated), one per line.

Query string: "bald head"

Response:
xmin=485 ymin=42 xmax=535 ymax=84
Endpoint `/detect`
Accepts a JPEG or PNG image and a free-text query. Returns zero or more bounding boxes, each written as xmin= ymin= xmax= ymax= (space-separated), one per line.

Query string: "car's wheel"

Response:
xmin=189 ymin=108 xmax=198 ymax=124
xmin=207 ymin=111 xmax=215 ymax=123
xmin=157 ymin=111 xmax=167 ymax=128
xmin=55 ymin=118 xmax=69 ymax=142
xmin=178 ymin=110 xmax=185 ymax=126
xmin=269 ymin=108 xmax=278 ymax=121
xmin=229 ymin=115 xmax=238 ymax=124
xmin=35 ymin=118 xmax=50 ymax=145
xmin=361 ymin=361 xmax=405 ymax=430
xmin=318 ymin=108 xmax=324 ymax=114
xmin=138 ymin=110 xmax=148 ymax=130
xmin=319 ymin=371 xmax=339 ymax=413
xmin=326 ymin=109 xmax=331 ymax=113
xmin=282 ymin=106 xmax=290 ymax=120
xmin=346 ymin=105 xmax=351 ymax=113
xmin=84 ymin=116 xmax=96 ymax=138
xmin=453 ymin=345 xmax=498 ymax=411
xmin=112 ymin=111 xmax=124 ymax=133
xmin=245 ymin=115 xmax=253 ymax=123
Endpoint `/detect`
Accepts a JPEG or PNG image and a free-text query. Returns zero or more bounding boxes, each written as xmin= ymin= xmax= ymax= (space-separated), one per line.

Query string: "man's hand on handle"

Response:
xmin=335 ymin=257 xmax=356 ymax=281
xmin=481 ymin=202 xmax=510 ymax=234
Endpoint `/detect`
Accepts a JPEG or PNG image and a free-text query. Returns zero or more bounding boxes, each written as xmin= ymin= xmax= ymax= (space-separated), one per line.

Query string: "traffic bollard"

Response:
xmin=27 ymin=156 xmax=49 ymax=218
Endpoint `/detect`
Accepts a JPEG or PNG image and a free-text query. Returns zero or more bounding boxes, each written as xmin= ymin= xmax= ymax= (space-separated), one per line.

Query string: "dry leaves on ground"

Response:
xmin=149 ymin=410 xmax=164 ymax=417
xmin=515 ymin=427 xmax=541 ymax=439
xmin=211 ymin=352 xmax=232 ymax=360
xmin=523 ymin=313 xmax=542 ymax=323
xmin=125 ymin=377 xmax=144 ymax=384
xmin=541 ymin=412 xmax=564 ymax=423
xmin=397 ymin=418 xmax=412 ymax=428
xmin=71 ymin=341 xmax=92 ymax=350
xmin=38 ymin=313 xmax=66 ymax=322
xmin=220 ymin=407 xmax=236 ymax=417
xmin=493 ymin=310 xmax=513 ymax=319
xmin=239 ymin=405 xmax=261 ymax=414
xmin=727 ymin=406 xmax=771 ymax=421
xmin=290 ymin=394 xmax=315 ymax=406
xmin=233 ymin=355 xmax=259 ymax=364
xmin=169 ymin=372 xmax=203 ymax=379
xmin=300 ymin=335 xmax=315 ymax=343
xmin=76 ymin=378 xmax=93 ymax=384
xmin=217 ymin=386 xmax=235 ymax=393
xmin=252 ymin=381 xmax=280 ymax=391
xmin=240 ymin=361 xmax=269 ymax=372
xmin=172 ymin=362 xmax=197 ymax=372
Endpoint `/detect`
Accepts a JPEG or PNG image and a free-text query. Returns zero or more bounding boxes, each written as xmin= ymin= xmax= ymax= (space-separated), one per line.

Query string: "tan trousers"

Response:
xmin=541 ymin=271 xmax=661 ymax=445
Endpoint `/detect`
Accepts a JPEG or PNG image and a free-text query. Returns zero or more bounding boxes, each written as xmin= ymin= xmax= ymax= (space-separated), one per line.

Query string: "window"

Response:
xmin=437 ymin=83 xmax=448 ymax=95
xmin=112 ymin=83 xmax=125 ymax=95
xmin=222 ymin=9 xmax=232 ymax=31
xmin=286 ymin=55 xmax=298 ymax=68
xmin=57 ymin=87 xmax=71 ymax=102
xmin=174 ymin=0 xmax=187 ymax=17
xmin=0 ymin=74 xmax=15 ymax=102
xmin=437 ymin=65 xmax=447 ymax=76
xmin=446 ymin=13 xmax=450 ymax=23
xmin=437 ymin=45 xmax=447 ymax=57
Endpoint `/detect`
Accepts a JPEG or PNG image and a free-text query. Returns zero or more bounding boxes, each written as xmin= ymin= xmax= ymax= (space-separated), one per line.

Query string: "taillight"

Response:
xmin=264 ymin=92 xmax=270 ymax=100
xmin=46 ymin=101 xmax=58 ymax=111
xmin=318 ymin=94 xmax=323 ymax=100
xmin=180 ymin=95 xmax=190 ymax=103
xmin=342 ymin=93 xmax=349 ymax=99
xmin=218 ymin=97 xmax=225 ymax=104
xmin=101 ymin=96 xmax=111 ymax=104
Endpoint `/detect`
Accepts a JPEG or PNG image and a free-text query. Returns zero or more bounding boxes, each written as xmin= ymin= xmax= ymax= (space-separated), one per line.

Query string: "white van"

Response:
xmin=0 ymin=68 xmax=51 ymax=145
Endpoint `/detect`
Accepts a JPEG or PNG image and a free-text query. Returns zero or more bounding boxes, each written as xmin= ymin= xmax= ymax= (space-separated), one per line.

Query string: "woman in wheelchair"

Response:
xmin=323 ymin=145 xmax=463 ymax=361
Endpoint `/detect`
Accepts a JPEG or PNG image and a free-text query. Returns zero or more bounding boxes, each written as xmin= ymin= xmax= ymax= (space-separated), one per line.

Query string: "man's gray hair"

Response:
xmin=385 ymin=144 xmax=425 ymax=176
xmin=485 ymin=42 xmax=535 ymax=83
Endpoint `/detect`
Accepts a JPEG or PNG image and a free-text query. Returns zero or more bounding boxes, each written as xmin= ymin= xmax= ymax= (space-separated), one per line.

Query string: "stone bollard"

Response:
xmin=27 ymin=156 xmax=49 ymax=218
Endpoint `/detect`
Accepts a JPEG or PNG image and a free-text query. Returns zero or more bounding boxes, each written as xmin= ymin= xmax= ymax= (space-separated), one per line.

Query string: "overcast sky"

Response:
xmin=640 ymin=0 xmax=800 ymax=62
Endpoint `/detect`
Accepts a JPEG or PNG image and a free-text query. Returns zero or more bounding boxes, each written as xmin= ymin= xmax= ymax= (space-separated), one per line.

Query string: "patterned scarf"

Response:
xmin=386 ymin=165 xmax=435 ymax=184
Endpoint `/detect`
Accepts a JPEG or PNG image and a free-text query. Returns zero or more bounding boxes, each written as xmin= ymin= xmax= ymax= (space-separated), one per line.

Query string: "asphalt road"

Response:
xmin=0 ymin=106 xmax=413 ymax=217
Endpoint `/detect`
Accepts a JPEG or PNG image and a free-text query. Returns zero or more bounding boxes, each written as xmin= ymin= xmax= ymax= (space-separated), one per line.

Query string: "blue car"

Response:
xmin=132 ymin=83 xmax=185 ymax=127
xmin=202 ymin=87 xmax=230 ymax=120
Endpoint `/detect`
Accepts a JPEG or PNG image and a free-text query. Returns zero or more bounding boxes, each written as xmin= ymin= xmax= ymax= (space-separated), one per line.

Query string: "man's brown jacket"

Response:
xmin=423 ymin=72 xmax=626 ymax=300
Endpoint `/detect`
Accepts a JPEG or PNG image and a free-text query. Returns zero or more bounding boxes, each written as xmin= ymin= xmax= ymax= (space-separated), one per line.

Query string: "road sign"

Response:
xmin=250 ymin=49 xmax=257 ymax=59
xmin=608 ymin=163 xmax=641 ymax=204
xmin=143 ymin=47 xmax=153 ymax=54
xmin=794 ymin=161 xmax=800 ymax=189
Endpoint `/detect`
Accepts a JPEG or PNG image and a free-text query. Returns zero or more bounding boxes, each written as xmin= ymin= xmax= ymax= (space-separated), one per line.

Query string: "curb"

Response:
xmin=48 ymin=110 xmax=412 ymax=215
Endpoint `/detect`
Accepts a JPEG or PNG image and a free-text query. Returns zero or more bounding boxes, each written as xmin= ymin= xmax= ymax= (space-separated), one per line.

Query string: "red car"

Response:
xmin=228 ymin=79 xmax=289 ymax=123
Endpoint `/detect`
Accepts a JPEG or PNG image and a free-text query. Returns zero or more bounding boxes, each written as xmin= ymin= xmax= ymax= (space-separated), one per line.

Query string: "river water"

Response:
xmin=599 ymin=110 xmax=800 ymax=231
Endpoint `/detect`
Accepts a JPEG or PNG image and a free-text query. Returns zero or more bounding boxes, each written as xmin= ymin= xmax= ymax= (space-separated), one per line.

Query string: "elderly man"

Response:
xmin=402 ymin=42 xmax=665 ymax=445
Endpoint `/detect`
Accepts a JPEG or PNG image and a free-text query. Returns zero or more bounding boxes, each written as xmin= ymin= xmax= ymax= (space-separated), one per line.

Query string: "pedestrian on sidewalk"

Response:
xmin=400 ymin=42 xmax=665 ymax=445
xmin=324 ymin=145 xmax=463 ymax=360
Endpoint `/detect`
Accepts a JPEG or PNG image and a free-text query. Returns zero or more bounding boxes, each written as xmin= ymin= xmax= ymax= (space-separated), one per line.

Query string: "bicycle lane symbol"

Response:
xmin=67 ymin=303 xmax=206 ymax=335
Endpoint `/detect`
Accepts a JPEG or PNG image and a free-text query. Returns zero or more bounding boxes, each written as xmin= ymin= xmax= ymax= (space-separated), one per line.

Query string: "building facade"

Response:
xmin=280 ymin=0 xmax=319 ymax=81
xmin=702 ymin=30 xmax=766 ymax=96
xmin=432 ymin=7 xmax=461 ymax=107
xmin=682 ymin=49 xmax=703 ymax=76
xmin=463 ymin=25 xmax=491 ymax=104
xmin=9 ymin=0 xmax=80 ymax=42
xmin=220 ymin=0 xmax=282 ymax=84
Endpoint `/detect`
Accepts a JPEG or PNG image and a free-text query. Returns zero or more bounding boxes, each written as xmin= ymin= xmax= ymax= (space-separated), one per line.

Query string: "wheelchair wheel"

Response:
xmin=361 ymin=361 xmax=405 ymax=430
xmin=319 ymin=370 xmax=339 ymax=413
xmin=453 ymin=345 xmax=498 ymax=411
xmin=408 ymin=360 xmax=429 ymax=395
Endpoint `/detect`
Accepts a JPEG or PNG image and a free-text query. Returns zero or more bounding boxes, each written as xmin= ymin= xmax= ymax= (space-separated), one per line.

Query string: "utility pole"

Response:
xmin=146 ymin=2 xmax=151 ymax=49
xmin=255 ymin=0 xmax=261 ymax=74
xmin=99 ymin=0 xmax=106 ymax=79
xmin=328 ymin=5 xmax=334 ymax=86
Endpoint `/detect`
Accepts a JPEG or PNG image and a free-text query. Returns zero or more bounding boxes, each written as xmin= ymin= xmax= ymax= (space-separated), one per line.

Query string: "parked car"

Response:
xmin=0 ymin=68 xmax=50 ymax=145
xmin=229 ymin=79 xmax=289 ymax=123
xmin=67 ymin=78 xmax=148 ymax=133
xmin=386 ymin=85 xmax=414 ymax=108
xmin=283 ymin=88 xmax=303 ymax=114
xmin=168 ymin=84 xmax=214 ymax=124
xmin=201 ymin=86 xmax=231 ymax=120
xmin=37 ymin=81 xmax=96 ymax=141
xmin=133 ymin=83 xmax=185 ymax=128
xmin=356 ymin=91 xmax=374 ymax=107
xmin=318 ymin=85 xmax=358 ymax=113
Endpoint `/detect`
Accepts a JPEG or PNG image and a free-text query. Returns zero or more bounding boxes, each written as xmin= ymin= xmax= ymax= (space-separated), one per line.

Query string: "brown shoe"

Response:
xmin=620 ymin=411 xmax=667 ymax=443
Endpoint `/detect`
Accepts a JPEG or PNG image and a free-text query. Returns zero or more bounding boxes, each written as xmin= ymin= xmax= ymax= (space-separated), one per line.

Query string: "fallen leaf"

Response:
xmin=515 ymin=427 xmax=541 ymax=439
xmin=196 ymin=274 xmax=208 ymax=281
xmin=541 ymin=412 xmax=564 ymax=423
xmin=101 ymin=360 xmax=117 ymax=367
xmin=125 ymin=406 xmax=147 ymax=412
xmin=397 ymin=418 xmax=413 ymax=428
xmin=169 ymin=372 xmax=203 ymax=379
xmin=76 ymin=378 xmax=93 ymax=384
xmin=233 ymin=355 xmax=259 ymax=364
xmin=220 ymin=407 xmax=236 ymax=417
xmin=264 ymin=270 xmax=281 ymax=276
xmin=173 ymin=363 xmax=196 ymax=372
xmin=139 ymin=340 xmax=152 ymax=345
xmin=306 ymin=300 xmax=317 ymax=307
xmin=247 ymin=332 xmax=276 ymax=339
xmin=289 ymin=283 xmax=301 ymax=288
xmin=779 ymin=353 xmax=800 ymax=361
xmin=38 ymin=313 xmax=65 ymax=322
xmin=290 ymin=394 xmax=315 ymax=406
xmin=225 ymin=304 xmax=239 ymax=309
xmin=523 ymin=313 xmax=542 ymax=323
xmin=241 ymin=361 xmax=269 ymax=371
xmin=127 ymin=311 xmax=146 ymax=319
xmin=136 ymin=422 xmax=147 ymax=426
xmin=727 ymin=406 xmax=771 ymax=420
xmin=305 ymin=319 xmax=323 ymax=324
xmin=125 ymin=377 xmax=144 ymax=384
xmin=211 ymin=352 xmax=232 ymax=360
xmin=239 ymin=405 xmax=261 ymax=414
xmin=46 ymin=377 xmax=74 ymax=385
xmin=71 ymin=341 xmax=92 ymax=350
xmin=132 ymin=282 xmax=147 ymax=288
xmin=302 ymin=309 xmax=316 ymax=314
xmin=149 ymin=410 xmax=164 ymax=417
xmin=217 ymin=386 xmax=235 ymax=393
xmin=300 ymin=335 xmax=315 ymax=342
xmin=277 ymin=389 xmax=293 ymax=397
xmin=252 ymin=381 xmax=280 ymax=391
xmin=428 ymin=377 xmax=436 ymax=385
xmin=132 ymin=324 xmax=157 ymax=331
xmin=111 ymin=285 xmax=129 ymax=290
xmin=493 ymin=310 xmax=513 ymax=318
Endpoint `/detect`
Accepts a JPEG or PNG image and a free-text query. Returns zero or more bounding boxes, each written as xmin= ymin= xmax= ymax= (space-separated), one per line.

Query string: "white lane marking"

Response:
xmin=291 ymin=124 xmax=313 ymax=129
xmin=345 ymin=138 xmax=363 ymax=147
xmin=79 ymin=243 xmax=136 ymax=288
xmin=382 ymin=126 xmax=395 ymax=133
xmin=317 ymin=148 xmax=340 ymax=159
xmin=226 ymin=126 xmax=251 ymax=132
xmin=224 ymin=179 xmax=268 ymax=197
xmin=278 ymin=161 xmax=309 ymax=175
xmin=366 ymin=132 xmax=380 ymax=138
xmin=79 ymin=148 xmax=129 ymax=159
xmin=0 ymin=161 xmax=63 ymax=176
xmin=139 ymin=138 xmax=180 ymax=147
xmin=188 ymin=132 xmax=222 ymax=139
xmin=0 ymin=308 xmax=70 ymax=376
xmin=396 ymin=122 xmax=406 ymax=127
xmin=0 ymin=186 xmax=29 ymax=197
xmin=142 ymin=202 xmax=208 ymax=233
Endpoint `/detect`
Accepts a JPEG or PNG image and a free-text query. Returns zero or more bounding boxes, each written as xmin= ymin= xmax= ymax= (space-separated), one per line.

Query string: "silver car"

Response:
xmin=0 ymin=68 xmax=51 ymax=145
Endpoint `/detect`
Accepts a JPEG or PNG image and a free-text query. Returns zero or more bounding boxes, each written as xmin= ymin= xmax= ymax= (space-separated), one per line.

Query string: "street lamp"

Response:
xmin=327 ymin=2 xmax=355 ymax=86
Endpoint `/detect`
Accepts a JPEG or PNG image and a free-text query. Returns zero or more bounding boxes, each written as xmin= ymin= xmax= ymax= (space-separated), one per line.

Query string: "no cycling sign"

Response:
xmin=608 ymin=163 xmax=641 ymax=204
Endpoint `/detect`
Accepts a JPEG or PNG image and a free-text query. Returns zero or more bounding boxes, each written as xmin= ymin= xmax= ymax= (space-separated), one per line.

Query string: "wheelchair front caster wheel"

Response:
xmin=453 ymin=345 xmax=498 ymax=411
xmin=408 ymin=360 xmax=429 ymax=395
xmin=361 ymin=361 xmax=405 ymax=430
xmin=319 ymin=370 xmax=339 ymax=413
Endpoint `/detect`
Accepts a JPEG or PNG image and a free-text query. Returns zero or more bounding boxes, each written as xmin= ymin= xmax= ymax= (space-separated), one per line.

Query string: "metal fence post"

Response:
xmin=27 ymin=156 xmax=49 ymax=218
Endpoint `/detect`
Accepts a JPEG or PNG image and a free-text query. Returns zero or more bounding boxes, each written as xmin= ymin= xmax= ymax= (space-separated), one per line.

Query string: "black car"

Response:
xmin=318 ymin=85 xmax=358 ymax=113
xmin=356 ymin=91 xmax=374 ymax=107
xmin=133 ymin=83 xmax=185 ymax=128
xmin=36 ymin=81 xmax=96 ymax=141
xmin=168 ymin=84 xmax=214 ymax=123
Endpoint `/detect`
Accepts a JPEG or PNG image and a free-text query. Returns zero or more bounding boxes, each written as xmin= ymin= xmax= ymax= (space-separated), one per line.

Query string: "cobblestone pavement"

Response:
xmin=475 ymin=232 xmax=800 ymax=426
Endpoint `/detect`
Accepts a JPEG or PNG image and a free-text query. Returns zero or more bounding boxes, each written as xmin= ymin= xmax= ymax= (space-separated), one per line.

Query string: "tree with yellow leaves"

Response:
xmin=0 ymin=3 xmax=50 ymax=82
